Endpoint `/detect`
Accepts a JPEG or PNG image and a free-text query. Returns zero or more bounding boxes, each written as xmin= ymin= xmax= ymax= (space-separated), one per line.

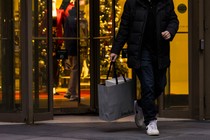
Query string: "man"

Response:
xmin=63 ymin=3 xmax=79 ymax=101
xmin=110 ymin=0 xmax=179 ymax=136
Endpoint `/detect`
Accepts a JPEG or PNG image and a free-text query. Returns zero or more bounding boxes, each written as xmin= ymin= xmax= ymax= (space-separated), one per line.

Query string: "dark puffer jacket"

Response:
xmin=64 ymin=7 xmax=77 ymax=56
xmin=111 ymin=0 xmax=179 ymax=69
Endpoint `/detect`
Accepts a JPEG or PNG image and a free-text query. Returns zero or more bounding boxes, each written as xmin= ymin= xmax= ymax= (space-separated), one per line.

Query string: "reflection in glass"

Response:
xmin=32 ymin=0 xmax=49 ymax=112
xmin=13 ymin=0 xmax=21 ymax=108
xmin=0 ymin=0 xmax=22 ymax=112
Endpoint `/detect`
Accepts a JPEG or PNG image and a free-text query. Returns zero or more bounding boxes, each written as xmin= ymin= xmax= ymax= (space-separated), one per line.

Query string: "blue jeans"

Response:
xmin=135 ymin=49 xmax=167 ymax=125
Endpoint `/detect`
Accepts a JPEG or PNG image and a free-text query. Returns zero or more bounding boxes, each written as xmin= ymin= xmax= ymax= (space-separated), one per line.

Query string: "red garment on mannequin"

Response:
xmin=55 ymin=2 xmax=74 ymax=45
xmin=64 ymin=2 xmax=74 ymax=17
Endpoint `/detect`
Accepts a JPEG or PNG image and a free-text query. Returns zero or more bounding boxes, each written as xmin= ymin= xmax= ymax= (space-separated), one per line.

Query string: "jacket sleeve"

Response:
xmin=111 ymin=0 xmax=132 ymax=55
xmin=166 ymin=0 xmax=179 ymax=41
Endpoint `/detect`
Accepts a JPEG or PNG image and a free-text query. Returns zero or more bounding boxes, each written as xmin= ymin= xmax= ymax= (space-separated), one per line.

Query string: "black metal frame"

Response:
xmin=89 ymin=0 xmax=100 ymax=111
xmin=188 ymin=0 xmax=202 ymax=120
xmin=204 ymin=0 xmax=210 ymax=119
xmin=21 ymin=0 xmax=34 ymax=124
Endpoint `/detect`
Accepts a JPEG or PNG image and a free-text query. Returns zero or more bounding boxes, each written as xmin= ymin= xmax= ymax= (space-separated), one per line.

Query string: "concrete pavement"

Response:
xmin=0 ymin=115 xmax=210 ymax=140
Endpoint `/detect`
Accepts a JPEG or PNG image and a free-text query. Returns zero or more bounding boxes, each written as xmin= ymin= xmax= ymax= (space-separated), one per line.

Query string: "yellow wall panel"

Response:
xmin=170 ymin=33 xmax=189 ymax=95
xmin=173 ymin=0 xmax=188 ymax=32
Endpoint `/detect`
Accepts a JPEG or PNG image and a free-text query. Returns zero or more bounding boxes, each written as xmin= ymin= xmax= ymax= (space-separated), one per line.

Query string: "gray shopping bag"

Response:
xmin=98 ymin=62 xmax=135 ymax=121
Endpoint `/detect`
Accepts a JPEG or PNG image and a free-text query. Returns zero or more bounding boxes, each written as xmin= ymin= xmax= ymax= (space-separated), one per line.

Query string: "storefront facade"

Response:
xmin=0 ymin=0 xmax=209 ymax=124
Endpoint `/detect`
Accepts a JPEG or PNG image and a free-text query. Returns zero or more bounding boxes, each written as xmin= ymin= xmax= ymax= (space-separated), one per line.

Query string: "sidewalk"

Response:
xmin=0 ymin=115 xmax=210 ymax=140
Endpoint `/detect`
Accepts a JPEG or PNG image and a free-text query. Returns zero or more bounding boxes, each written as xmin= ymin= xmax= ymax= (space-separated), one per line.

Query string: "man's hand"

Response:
xmin=161 ymin=31 xmax=171 ymax=40
xmin=110 ymin=53 xmax=118 ymax=62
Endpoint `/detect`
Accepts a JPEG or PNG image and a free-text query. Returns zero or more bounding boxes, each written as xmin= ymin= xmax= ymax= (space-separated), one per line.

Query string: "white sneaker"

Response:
xmin=146 ymin=120 xmax=159 ymax=136
xmin=134 ymin=100 xmax=144 ymax=128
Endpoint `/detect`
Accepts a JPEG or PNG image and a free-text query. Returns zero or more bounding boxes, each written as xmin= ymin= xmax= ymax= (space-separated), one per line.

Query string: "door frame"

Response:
xmin=204 ymin=0 xmax=210 ymax=119
xmin=189 ymin=0 xmax=205 ymax=120
xmin=158 ymin=0 xmax=203 ymax=119
xmin=0 ymin=0 xmax=33 ymax=123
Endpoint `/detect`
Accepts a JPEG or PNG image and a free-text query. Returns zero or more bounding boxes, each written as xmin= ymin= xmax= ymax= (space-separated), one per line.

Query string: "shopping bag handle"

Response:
xmin=106 ymin=62 xmax=127 ymax=84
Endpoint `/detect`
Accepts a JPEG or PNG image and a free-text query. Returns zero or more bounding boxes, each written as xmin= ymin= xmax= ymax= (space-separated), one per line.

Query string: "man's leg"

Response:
xmin=135 ymin=57 xmax=161 ymax=135
xmin=135 ymin=64 xmax=156 ymax=126
xmin=154 ymin=68 xmax=167 ymax=99
xmin=68 ymin=55 xmax=78 ymax=94
xmin=135 ymin=50 xmax=156 ymax=126
xmin=64 ymin=56 xmax=78 ymax=100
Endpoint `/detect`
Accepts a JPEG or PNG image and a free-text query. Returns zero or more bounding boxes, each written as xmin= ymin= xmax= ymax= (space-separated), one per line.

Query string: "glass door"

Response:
xmin=50 ymin=0 xmax=132 ymax=113
xmin=0 ymin=0 xmax=54 ymax=123
xmin=51 ymin=0 xmax=91 ymax=114
xmin=32 ymin=0 xmax=53 ymax=120
xmin=159 ymin=0 xmax=190 ymax=117
xmin=0 ymin=0 xmax=24 ymax=121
